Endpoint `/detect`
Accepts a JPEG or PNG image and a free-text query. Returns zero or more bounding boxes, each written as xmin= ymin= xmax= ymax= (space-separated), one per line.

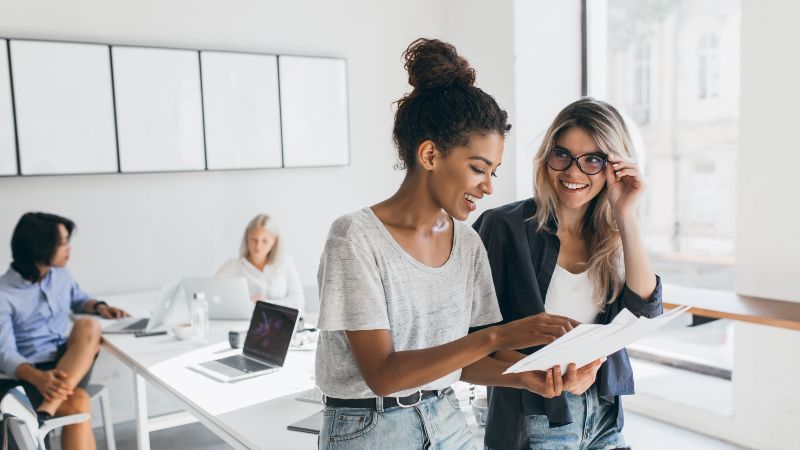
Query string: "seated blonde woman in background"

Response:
xmin=216 ymin=214 xmax=305 ymax=313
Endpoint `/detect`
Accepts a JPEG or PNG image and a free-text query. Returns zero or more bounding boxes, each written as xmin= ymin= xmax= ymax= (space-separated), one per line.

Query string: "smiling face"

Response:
xmin=546 ymin=126 xmax=607 ymax=213
xmin=49 ymin=224 xmax=72 ymax=268
xmin=427 ymin=132 xmax=504 ymax=221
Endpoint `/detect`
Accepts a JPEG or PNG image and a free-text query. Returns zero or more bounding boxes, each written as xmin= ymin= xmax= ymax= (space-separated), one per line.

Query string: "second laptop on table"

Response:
xmin=190 ymin=300 xmax=300 ymax=382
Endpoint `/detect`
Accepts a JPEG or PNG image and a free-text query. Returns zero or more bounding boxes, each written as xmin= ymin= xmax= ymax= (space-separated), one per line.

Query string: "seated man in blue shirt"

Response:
xmin=0 ymin=212 xmax=129 ymax=450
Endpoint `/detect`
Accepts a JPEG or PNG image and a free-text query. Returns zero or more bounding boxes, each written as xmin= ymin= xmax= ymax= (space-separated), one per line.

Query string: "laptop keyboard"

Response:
xmin=123 ymin=318 xmax=149 ymax=331
xmin=217 ymin=355 xmax=273 ymax=373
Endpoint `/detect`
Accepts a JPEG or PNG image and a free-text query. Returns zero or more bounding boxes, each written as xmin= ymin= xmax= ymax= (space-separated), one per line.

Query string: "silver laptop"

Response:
xmin=182 ymin=277 xmax=253 ymax=320
xmin=191 ymin=301 xmax=299 ymax=382
xmin=103 ymin=282 xmax=180 ymax=334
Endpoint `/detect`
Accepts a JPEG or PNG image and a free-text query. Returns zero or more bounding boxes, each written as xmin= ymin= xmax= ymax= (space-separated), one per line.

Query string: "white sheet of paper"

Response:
xmin=504 ymin=306 xmax=690 ymax=374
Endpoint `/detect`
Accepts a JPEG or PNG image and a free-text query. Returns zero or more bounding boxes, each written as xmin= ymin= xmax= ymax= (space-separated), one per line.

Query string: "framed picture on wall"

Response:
xmin=10 ymin=39 xmax=118 ymax=175
xmin=279 ymin=56 xmax=350 ymax=168
xmin=112 ymin=46 xmax=205 ymax=173
xmin=201 ymin=51 xmax=283 ymax=170
xmin=0 ymin=39 xmax=16 ymax=176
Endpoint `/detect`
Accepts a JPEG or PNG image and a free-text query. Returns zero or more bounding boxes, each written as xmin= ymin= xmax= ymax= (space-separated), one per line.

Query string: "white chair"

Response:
xmin=1 ymin=386 xmax=88 ymax=450
xmin=3 ymin=412 xmax=39 ymax=450
xmin=0 ymin=375 xmax=115 ymax=450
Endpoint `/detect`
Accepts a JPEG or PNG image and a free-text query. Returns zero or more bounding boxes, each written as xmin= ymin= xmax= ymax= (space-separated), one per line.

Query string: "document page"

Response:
xmin=504 ymin=306 xmax=690 ymax=374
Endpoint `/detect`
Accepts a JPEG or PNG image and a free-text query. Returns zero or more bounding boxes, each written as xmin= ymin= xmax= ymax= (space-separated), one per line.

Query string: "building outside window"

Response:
xmin=587 ymin=0 xmax=740 ymax=290
xmin=697 ymin=33 xmax=721 ymax=99
xmin=585 ymin=0 xmax=742 ymax=419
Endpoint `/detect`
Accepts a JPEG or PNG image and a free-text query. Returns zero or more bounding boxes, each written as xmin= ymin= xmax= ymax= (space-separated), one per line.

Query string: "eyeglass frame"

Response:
xmin=546 ymin=147 xmax=609 ymax=176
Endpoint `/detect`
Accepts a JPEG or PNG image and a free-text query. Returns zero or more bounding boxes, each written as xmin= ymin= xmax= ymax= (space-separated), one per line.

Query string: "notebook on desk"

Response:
xmin=190 ymin=301 xmax=299 ymax=382
xmin=287 ymin=410 xmax=323 ymax=435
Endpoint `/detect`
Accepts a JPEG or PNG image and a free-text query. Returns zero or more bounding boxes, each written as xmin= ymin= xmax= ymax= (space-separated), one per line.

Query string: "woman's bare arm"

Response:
xmin=346 ymin=313 xmax=577 ymax=396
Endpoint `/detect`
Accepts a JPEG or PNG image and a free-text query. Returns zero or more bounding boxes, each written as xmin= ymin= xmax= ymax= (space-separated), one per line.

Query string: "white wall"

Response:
xmin=736 ymin=0 xmax=800 ymax=303
xmin=0 ymin=0 xmax=527 ymax=424
xmin=0 ymin=0 xmax=435 ymax=299
xmin=513 ymin=0 xmax=583 ymax=200
xmin=443 ymin=0 xmax=517 ymax=214
xmin=0 ymin=0 xmax=526 ymax=302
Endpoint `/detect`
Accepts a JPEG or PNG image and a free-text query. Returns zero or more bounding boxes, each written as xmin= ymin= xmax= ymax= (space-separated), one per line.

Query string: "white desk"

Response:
xmin=101 ymin=292 xmax=320 ymax=449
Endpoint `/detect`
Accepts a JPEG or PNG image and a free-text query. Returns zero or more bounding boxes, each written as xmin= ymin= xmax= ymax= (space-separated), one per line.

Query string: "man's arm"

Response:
xmin=0 ymin=306 xmax=29 ymax=378
xmin=14 ymin=363 xmax=73 ymax=402
xmin=80 ymin=299 xmax=130 ymax=319
xmin=0 ymin=303 xmax=72 ymax=401
xmin=67 ymin=271 xmax=128 ymax=319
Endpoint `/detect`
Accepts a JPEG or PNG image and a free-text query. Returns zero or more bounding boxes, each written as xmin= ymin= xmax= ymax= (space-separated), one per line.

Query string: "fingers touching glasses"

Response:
xmin=547 ymin=147 xmax=607 ymax=176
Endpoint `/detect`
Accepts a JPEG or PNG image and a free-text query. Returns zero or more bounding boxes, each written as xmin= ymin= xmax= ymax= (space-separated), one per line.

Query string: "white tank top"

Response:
xmin=544 ymin=265 xmax=600 ymax=324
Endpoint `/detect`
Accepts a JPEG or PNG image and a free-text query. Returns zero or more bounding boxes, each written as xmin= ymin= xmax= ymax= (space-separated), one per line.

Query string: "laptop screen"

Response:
xmin=243 ymin=301 xmax=299 ymax=367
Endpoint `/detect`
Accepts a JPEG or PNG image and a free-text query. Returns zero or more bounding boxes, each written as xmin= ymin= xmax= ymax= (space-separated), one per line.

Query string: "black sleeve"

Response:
xmin=616 ymin=275 xmax=663 ymax=319
xmin=469 ymin=211 xmax=509 ymax=333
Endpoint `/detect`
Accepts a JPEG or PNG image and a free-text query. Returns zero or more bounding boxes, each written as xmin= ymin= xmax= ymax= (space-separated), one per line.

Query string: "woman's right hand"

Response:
xmin=32 ymin=368 xmax=73 ymax=402
xmin=494 ymin=313 xmax=579 ymax=351
xmin=517 ymin=366 xmax=564 ymax=398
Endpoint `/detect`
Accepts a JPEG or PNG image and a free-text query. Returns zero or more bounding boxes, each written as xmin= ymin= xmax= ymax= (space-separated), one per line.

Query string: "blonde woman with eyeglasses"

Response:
xmin=465 ymin=97 xmax=663 ymax=449
xmin=216 ymin=214 xmax=304 ymax=313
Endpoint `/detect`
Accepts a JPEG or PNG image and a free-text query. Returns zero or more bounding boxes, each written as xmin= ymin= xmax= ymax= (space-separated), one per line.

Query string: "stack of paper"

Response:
xmin=504 ymin=305 xmax=691 ymax=374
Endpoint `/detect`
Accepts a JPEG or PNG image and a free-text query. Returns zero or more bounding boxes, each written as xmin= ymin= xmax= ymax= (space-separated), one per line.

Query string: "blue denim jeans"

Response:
xmin=526 ymin=386 xmax=625 ymax=450
xmin=318 ymin=387 xmax=475 ymax=450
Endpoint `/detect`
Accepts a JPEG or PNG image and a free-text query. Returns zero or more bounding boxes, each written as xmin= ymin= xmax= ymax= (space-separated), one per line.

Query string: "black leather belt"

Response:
xmin=324 ymin=389 xmax=443 ymax=410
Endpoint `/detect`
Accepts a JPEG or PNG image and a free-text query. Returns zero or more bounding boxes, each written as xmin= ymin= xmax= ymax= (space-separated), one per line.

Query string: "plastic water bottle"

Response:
xmin=191 ymin=292 xmax=209 ymax=345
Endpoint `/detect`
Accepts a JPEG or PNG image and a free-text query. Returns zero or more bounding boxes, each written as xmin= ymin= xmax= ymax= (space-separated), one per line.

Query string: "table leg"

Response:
xmin=134 ymin=370 xmax=151 ymax=450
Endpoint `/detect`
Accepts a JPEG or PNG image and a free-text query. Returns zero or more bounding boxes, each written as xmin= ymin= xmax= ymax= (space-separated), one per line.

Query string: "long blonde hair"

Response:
xmin=532 ymin=97 xmax=636 ymax=310
xmin=240 ymin=214 xmax=282 ymax=266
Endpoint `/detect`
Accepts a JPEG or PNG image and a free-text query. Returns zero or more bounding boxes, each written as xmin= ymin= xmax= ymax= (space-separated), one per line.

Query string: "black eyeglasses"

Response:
xmin=546 ymin=147 xmax=608 ymax=175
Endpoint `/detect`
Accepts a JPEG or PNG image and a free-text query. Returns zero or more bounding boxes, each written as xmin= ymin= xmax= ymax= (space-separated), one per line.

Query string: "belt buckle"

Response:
xmin=395 ymin=391 xmax=423 ymax=408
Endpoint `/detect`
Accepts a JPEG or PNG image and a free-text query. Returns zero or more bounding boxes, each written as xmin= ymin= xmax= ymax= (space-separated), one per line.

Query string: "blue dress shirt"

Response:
xmin=0 ymin=266 xmax=91 ymax=378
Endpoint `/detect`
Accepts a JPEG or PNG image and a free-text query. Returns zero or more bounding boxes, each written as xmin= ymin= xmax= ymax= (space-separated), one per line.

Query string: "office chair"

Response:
xmin=1 ymin=387 xmax=89 ymax=450
xmin=0 ymin=375 xmax=115 ymax=450
xmin=3 ymin=412 xmax=38 ymax=450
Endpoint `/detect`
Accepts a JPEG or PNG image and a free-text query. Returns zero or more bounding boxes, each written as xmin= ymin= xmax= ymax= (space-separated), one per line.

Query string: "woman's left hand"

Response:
xmin=605 ymin=153 xmax=646 ymax=222
xmin=562 ymin=358 xmax=605 ymax=395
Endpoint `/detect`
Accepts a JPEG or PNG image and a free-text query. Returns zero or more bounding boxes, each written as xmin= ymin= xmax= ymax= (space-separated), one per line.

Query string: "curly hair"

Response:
xmin=392 ymin=38 xmax=511 ymax=170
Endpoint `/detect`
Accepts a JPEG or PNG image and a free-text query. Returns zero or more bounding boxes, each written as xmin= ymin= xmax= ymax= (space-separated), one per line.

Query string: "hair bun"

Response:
xmin=403 ymin=38 xmax=475 ymax=92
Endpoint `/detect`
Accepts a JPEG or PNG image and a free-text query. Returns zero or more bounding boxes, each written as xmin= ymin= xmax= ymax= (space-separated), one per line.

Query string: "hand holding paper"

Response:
xmin=503 ymin=305 xmax=690 ymax=374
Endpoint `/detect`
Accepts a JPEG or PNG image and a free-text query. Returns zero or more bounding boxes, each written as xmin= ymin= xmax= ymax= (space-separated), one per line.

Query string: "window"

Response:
xmin=631 ymin=43 xmax=651 ymax=125
xmin=586 ymin=2 xmax=741 ymax=418
xmin=587 ymin=0 xmax=740 ymax=290
xmin=698 ymin=33 xmax=720 ymax=99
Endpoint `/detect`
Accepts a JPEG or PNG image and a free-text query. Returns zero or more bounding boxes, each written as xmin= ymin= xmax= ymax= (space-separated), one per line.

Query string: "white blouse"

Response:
xmin=544 ymin=265 xmax=601 ymax=324
xmin=215 ymin=255 xmax=305 ymax=313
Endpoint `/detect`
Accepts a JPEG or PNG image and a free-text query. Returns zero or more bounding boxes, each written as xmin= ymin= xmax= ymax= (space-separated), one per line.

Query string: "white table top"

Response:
xmin=101 ymin=291 xmax=320 ymax=449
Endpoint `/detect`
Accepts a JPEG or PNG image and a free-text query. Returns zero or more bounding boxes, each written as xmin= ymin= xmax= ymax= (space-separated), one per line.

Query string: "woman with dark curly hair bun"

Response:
xmin=313 ymin=38 xmax=579 ymax=449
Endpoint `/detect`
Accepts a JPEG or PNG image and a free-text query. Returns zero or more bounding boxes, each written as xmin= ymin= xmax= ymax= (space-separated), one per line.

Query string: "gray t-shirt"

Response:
xmin=314 ymin=208 xmax=502 ymax=399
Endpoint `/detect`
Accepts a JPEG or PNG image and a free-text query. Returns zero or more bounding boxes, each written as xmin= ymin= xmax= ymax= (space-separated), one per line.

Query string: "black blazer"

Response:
xmin=472 ymin=198 xmax=663 ymax=450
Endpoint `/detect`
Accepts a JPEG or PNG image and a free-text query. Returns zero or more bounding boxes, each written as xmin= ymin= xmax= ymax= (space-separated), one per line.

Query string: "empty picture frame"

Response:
xmin=201 ymin=51 xmax=282 ymax=170
xmin=112 ymin=46 xmax=205 ymax=172
xmin=0 ymin=39 xmax=16 ymax=176
xmin=10 ymin=40 xmax=117 ymax=175
xmin=279 ymin=56 xmax=349 ymax=167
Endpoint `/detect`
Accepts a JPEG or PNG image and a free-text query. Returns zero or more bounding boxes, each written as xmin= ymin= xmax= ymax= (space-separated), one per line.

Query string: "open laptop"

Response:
xmin=182 ymin=277 xmax=253 ymax=320
xmin=103 ymin=281 xmax=181 ymax=334
xmin=190 ymin=301 xmax=299 ymax=382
